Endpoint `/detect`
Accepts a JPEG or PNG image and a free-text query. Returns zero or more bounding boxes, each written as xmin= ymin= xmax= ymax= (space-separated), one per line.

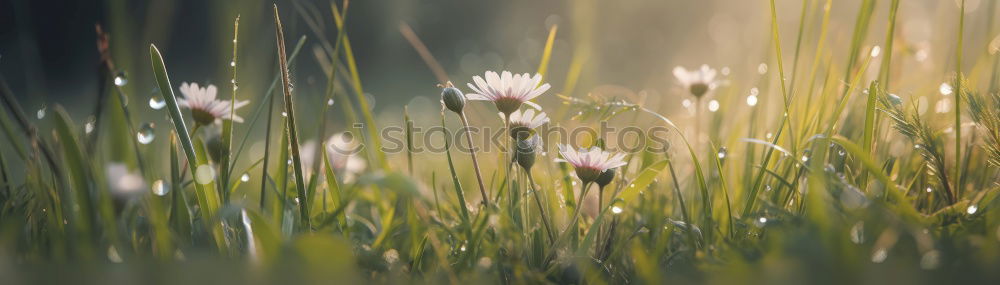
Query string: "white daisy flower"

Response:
xmin=300 ymin=132 xmax=366 ymax=182
xmin=502 ymin=108 xmax=550 ymax=139
xmin=178 ymin=82 xmax=250 ymax=125
xmin=673 ymin=65 xmax=720 ymax=98
xmin=466 ymin=71 xmax=550 ymax=115
xmin=554 ymin=144 xmax=627 ymax=184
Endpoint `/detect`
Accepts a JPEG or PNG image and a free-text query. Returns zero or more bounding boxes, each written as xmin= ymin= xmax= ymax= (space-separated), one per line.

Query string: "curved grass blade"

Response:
xmin=149 ymin=44 xmax=227 ymax=252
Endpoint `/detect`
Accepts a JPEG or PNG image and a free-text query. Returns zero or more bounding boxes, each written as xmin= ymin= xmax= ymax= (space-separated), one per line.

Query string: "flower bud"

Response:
xmin=440 ymin=81 xmax=466 ymax=113
xmin=515 ymin=135 xmax=541 ymax=170
xmin=595 ymin=167 xmax=615 ymax=188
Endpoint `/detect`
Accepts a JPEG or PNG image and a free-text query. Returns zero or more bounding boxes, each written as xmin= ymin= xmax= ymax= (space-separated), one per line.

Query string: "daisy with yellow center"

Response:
xmin=466 ymin=71 xmax=550 ymax=115
xmin=672 ymin=65 xmax=720 ymax=98
xmin=178 ymin=82 xmax=249 ymax=125
xmin=555 ymin=144 xmax=627 ymax=185
xmin=503 ymin=108 xmax=549 ymax=140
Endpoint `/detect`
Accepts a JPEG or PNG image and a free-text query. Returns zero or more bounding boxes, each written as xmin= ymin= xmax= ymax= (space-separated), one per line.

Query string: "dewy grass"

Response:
xmin=6 ymin=0 xmax=1000 ymax=283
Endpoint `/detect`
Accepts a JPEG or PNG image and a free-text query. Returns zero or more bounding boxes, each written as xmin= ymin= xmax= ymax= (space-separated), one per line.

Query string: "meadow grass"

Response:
xmin=2 ymin=0 xmax=1000 ymax=284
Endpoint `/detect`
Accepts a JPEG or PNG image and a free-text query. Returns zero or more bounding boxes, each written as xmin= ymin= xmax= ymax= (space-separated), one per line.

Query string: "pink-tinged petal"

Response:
xmin=525 ymin=83 xmax=550 ymax=101
xmin=466 ymin=93 xmax=489 ymax=101
xmin=205 ymin=85 xmax=218 ymax=101
xmin=523 ymin=101 xmax=542 ymax=110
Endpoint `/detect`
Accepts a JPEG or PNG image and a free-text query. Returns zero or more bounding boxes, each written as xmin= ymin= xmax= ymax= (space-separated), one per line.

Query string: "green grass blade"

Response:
xmin=149 ymin=44 xmax=227 ymax=252
xmin=219 ymin=15 xmax=240 ymax=202
xmin=536 ymin=25 xmax=558 ymax=78
xmin=274 ymin=5 xmax=311 ymax=231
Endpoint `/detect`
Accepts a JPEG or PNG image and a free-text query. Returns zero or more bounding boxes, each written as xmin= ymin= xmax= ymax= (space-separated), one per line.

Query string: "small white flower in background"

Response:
xmin=554 ymin=144 xmax=627 ymax=184
xmin=466 ymin=71 xmax=550 ymax=115
xmin=673 ymin=65 xmax=721 ymax=98
xmin=178 ymin=82 xmax=250 ymax=125
xmin=106 ymin=163 xmax=145 ymax=198
xmin=300 ymin=132 xmax=366 ymax=182
xmin=504 ymin=108 xmax=550 ymax=139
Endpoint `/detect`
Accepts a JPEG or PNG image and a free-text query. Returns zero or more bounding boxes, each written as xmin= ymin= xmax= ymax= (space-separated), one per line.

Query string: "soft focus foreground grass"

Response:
xmin=2 ymin=0 xmax=1000 ymax=284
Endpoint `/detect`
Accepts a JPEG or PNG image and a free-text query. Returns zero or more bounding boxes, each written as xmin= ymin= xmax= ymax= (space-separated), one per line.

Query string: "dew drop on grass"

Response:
xmin=149 ymin=97 xmax=166 ymax=110
xmin=137 ymin=123 xmax=155 ymax=144
xmin=195 ymin=164 xmax=215 ymax=185
xmin=939 ymin=82 xmax=953 ymax=95
xmin=281 ymin=112 xmax=288 ymax=117
xmin=869 ymin=45 xmax=881 ymax=57
xmin=754 ymin=217 xmax=767 ymax=227
xmin=36 ymin=106 xmax=46 ymax=119
xmin=611 ymin=206 xmax=623 ymax=214
xmin=850 ymin=222 xmax=864 ymax=244
xmin=871 ymin=248 xmax=888 ymax=263
xmin=114 ymin=71 xmax=128 ymax=87
xmin=765 ymin=185 xmax=772 ymax=192
xmin=717 ymin=147 xmax=727 ymax=159
xmin=241 ymin=173 xmax=250 ymax=182
xmin=107 ymin=246 xmax=123 ymax=263
xmin=746 ymin=95 xmax=758 ymax=106
xmin=151 ymin=180 xmax=169 ymax=196
xmin=925 ymin=187 xmax=933 ymax=193
xmin=327 ymin=98 xmax=335 ymax=106
xmin=85 ymin=117 xmax=96 ymax=134
xmin=967 ymin=205 xmax=978 ymax=215
xmin=230 ymin=61 xmax=236 ymax=67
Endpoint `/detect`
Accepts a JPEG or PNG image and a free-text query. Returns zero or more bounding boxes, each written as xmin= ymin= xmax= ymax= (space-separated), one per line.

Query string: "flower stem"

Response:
xmin=526 ymin=171 xmax=555 ymax=244
xmin=460 ymin=112 xmax=490 ymax=208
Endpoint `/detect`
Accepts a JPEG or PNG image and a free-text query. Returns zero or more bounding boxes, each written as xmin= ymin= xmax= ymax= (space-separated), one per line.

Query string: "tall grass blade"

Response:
xmin=273 ymin=4 xmax=311 ymax=231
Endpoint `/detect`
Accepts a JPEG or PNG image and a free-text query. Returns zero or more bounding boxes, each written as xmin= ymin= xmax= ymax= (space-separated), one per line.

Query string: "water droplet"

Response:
xmin=240 ymin=173 xmax=250 ymax=182
xmin=149 ymin=97 xmax=166 ymax=110
xmin=108 ymin=246 xmax=123 ymax=263
xmin=887 ymin=93 xmax=902 ymax=106
xmin=850 ymin=222 xmax=865 ymax=244
xmin=757 ymin=63 xmax=768 ymax=74
xmin=327 ymin=98 xmax=335 ymax=106
xmin=925 ymin=187 xmax=933 ymax=193
xmin=707 ymin=100 xmax=720 ymax=112
xmin=681 ymin=99 xmax=692 ymax=108
xmin=754 ymin=217 xmax=768 ymax=227
xmin=85 ymin=117 xmax=96 ymax=134
xmin=871 ymin=248 xmax=888 ymax=263
xmin=230 ymin=61 xmax=236 ymax=67
xmin=765 ymin=185 xmax=772 ymax=192
xmin=967 ymin=205 xmax=978 ymax=215
xmin=939 ymin=82 xmax=953 ymax=95
xmin=281 ymin=112 xmax=288 ymax=117
xmin=870 ymin=45 xmax=881 ymax=57
xmin=611 ymin=206 xmax=623 ymax=214
xmin=151 ymin=180 xmax=170 ymax=196
xmin=749 ymin=87 xmax=759 ymax=96
xmin=195 ymin=164 xmax=215 ymax=185
xmin=717 ymin=147 xmax=728 ymax=159
xmin=36 ymin=106 xmax=46 ymax=119
xmin=114 ymin=71 xmax=128 ymax=87
xmin=838 ymin=149 xmax=846 ymax=156
xmin=801 ymin=155 xmax=809 ymax=162
xmin=137 ymin=123 xmax=155 ymax=144
xmin=746 ymin=95 xmax=758 ymax=106
xmin=765 ymin=133 xmax=773 ymax=139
